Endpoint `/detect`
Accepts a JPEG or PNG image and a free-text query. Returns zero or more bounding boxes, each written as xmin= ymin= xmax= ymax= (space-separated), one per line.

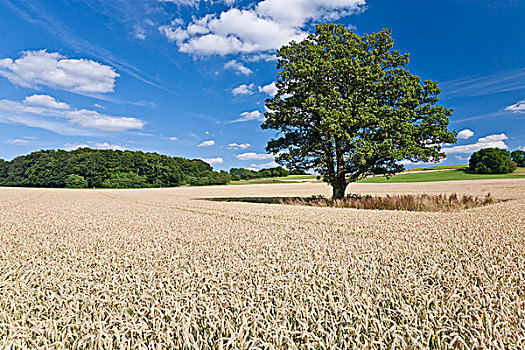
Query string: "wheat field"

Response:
xmin=1 ymin=179 xmax=524 ymax=349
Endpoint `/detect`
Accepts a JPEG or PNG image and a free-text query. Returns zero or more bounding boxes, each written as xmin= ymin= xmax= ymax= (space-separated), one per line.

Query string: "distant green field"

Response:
xmin=405 ymin=164 xmax=468 ymax=172
xmin=228 ymin=166 xmax=525 ymax=185
xmin=358 ymin=168 xmax=525 ymax=183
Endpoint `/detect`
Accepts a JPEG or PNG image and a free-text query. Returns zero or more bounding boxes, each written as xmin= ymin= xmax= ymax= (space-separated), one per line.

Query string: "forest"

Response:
xmin=0 ymin=148 xmax=231 ymax=188
xmin=0 ymin=148 xmax=304 ymax=188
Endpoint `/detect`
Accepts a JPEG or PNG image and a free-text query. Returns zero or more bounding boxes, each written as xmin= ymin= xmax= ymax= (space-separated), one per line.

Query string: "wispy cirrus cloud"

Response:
xmin=3 ymin=0 xmax=177 ymax=95
xmin=441 ymin=68 xmax=525 ymax=98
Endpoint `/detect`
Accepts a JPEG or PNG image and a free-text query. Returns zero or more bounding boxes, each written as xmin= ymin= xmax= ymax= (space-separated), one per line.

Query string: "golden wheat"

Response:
xmin=0 ymin=180 xmax=524 ymax=349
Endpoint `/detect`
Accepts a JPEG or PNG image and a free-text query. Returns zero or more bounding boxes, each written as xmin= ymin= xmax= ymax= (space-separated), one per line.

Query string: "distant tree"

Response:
xmin=511 ymin=150 xmax=525 ymax=167
xmin=0 ymin=159 xmax=6 ymax=179
xmin=469 ymin=148 xmax=517 ymax=174
xmin=65 ymin=174 xmax=88 ymax=188
xmin=262 ymin=24 xmax=456 ymax=199
xmin=289 ymin=169 xmax=309 ymax=176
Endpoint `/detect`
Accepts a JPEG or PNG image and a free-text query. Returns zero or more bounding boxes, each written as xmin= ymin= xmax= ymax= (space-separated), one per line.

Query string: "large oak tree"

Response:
xmin=262 ymin=24 xmax=457 ymax=199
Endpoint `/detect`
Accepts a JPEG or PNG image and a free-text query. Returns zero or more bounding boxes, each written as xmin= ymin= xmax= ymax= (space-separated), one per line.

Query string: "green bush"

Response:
xmin=65 ymin=174 xmax=88 ymax=188
xmin=511 ymin=150 xmax=525 ymax=167
xmin=102 ymin=172 xmax=147 ymax=188
xmin=469 ymin=148 xmax=517 ymax=174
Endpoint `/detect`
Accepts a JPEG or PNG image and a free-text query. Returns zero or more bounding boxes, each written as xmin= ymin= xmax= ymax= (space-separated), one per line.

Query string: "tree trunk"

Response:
xmin=331 ymin=177 xmax=348 ymax=200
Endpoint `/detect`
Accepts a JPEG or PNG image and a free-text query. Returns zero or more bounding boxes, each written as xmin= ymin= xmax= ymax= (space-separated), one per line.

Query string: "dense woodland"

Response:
xmin=0 ymin=148 xmax=304 ymax=188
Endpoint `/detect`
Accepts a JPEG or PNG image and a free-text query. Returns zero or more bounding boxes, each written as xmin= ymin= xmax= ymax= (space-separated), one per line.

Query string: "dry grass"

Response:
xmin=281 ymin=193 xmax=498 ymax=211
xmin=0 ymin=179 xmax=524 ymax=348
xmin=212 ymin=193 xmax=499 ymax=211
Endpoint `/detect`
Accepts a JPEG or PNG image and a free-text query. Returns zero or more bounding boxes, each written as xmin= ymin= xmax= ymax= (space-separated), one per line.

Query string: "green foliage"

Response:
xmin=65 ymin=174 xmax=88 ymax=189
xmin=102 ymin=172 xmax=147 ymax=188
xmin=511 ymin=150 xmax=525 ymax=167
xmin=469 ymin=148 xmax=516 ymax=174
xmin=0 ymin=148 xmax=231 ymax=188
xmin=262 ymin=24 xmax=456 ymax=198
xmin=229 ymin=166 xmax=289 ymax=181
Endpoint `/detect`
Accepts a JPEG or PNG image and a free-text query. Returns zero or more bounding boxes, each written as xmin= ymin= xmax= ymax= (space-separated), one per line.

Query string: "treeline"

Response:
xmin=0 ymin=148 xmax=307 ymax=188
xmin=229 ymin=167 xmax=306 ymax=180
xmin=0 ymin=148 xmax=229 ymax=188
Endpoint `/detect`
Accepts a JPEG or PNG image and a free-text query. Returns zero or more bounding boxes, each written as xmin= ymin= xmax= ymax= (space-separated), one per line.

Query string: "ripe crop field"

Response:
xmin=1 ymin=179 xmax=524 ymax=349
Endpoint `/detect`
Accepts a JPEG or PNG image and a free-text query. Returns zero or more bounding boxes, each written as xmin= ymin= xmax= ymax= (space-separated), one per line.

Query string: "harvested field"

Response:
xmin=1 ymin=179 xmax=524 ymax=348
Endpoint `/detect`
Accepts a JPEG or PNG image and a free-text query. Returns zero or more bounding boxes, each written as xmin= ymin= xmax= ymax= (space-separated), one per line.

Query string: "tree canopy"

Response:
xmin=0 ymin=148 xmax=230 ymax=188
xmin=469 ymin=148 xmax=517 ymax=174
xmin=262 ymin=24 xmax=457 ymax=199
xmin=511 ymin=150 xmax=525 ymax=167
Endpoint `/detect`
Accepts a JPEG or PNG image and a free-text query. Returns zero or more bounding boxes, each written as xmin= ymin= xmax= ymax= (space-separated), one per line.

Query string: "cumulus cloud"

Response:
xmin=224 ymin=60 xmax=252 ymax=75
xmin=24 ymin=94 xmax=70 ymax=110
xmin=168 ymin=136 xmax=179 ymax=141
xmin=457 ymin=129 xmax=474 ymax=140
xmin=232 ymin=83 xmax=255 ymax=96
xmin=159 ymin=0 xmax=366 ymax=57
xmin=0 ymin=50 xmax=119 ymax=93
xmin=236 ymin=152 xmax=273 ymax=160
xmin=505 ymin=100 xmax=525 ymax=113
xmin=0 ymin=95 xmax=145 ymax=135
xmin=250 ymin=161 xmax=279 ymax=168
xmin=231 ymin=110 xmax=264 ymax=123
xmin=259 ymin=82 xmax=277 ymax=96
xmin=198 ymin=139 xmax=216 ymax=147
xmin=228 ymin=143 xmax=251 ymax=149
xmin=199 ymin=157 xmax=224 ymax=165
xmin=443 ymin=133 xmax=508 ymax=154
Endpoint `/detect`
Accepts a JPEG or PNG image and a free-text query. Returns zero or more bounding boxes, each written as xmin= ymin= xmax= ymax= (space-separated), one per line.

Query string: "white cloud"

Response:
xmin=7 ymin=138 xmax=32 ymax=145
xmin=159 ymin=0 xmax=366 ymax=57
xmin=259 ymin=82 xmax=277 ymax=96
xmin=478 ymin=133 xmax=508 ymax=143
xmin=231 ymin=110 xmax=264 ymax=123
xmin=224 ymin=60 xmax=252 ymax=75
xmin=443 ymin=133 xmax=508 ymax=154
xmin=505 ymin=100 xmax=525 ymax=113
xmin=457 ymin=129 xmax=474 ymax=140
xmin=0 ymin=95 xmax=145 ymax=135
xmin=198 ymin=139 xmax=216 ymax=147
xmin=232 ymin=83 xmax=255 ymax=96
xmin=63 ymin=142 xmax=128 ymax=151
xmin=455 ymin=155 xmax=470 ymax=161
xmin=0 ymin=50 xmax=119 ymax=93
xmin=200 ymin=157 xmax=224 ymax=165
xmin=236 ymin=152 xmax=273 ymax=160
xmin=67 ymin=110 xmax=145 ymax=131
xmin=24 ymin=94 xmax=70 ymax=110
xmin=250 ymin=161 xmax=279 ymax=168
xmin=168 ymin=136 xmax=179 ymax=141
xmin=228 ymin=143 xmax=251 ymax=149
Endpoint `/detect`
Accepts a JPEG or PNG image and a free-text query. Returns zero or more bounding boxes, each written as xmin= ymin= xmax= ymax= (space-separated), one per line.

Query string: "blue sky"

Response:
xmin=0 ymin=0 xmax=523 ymax=170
